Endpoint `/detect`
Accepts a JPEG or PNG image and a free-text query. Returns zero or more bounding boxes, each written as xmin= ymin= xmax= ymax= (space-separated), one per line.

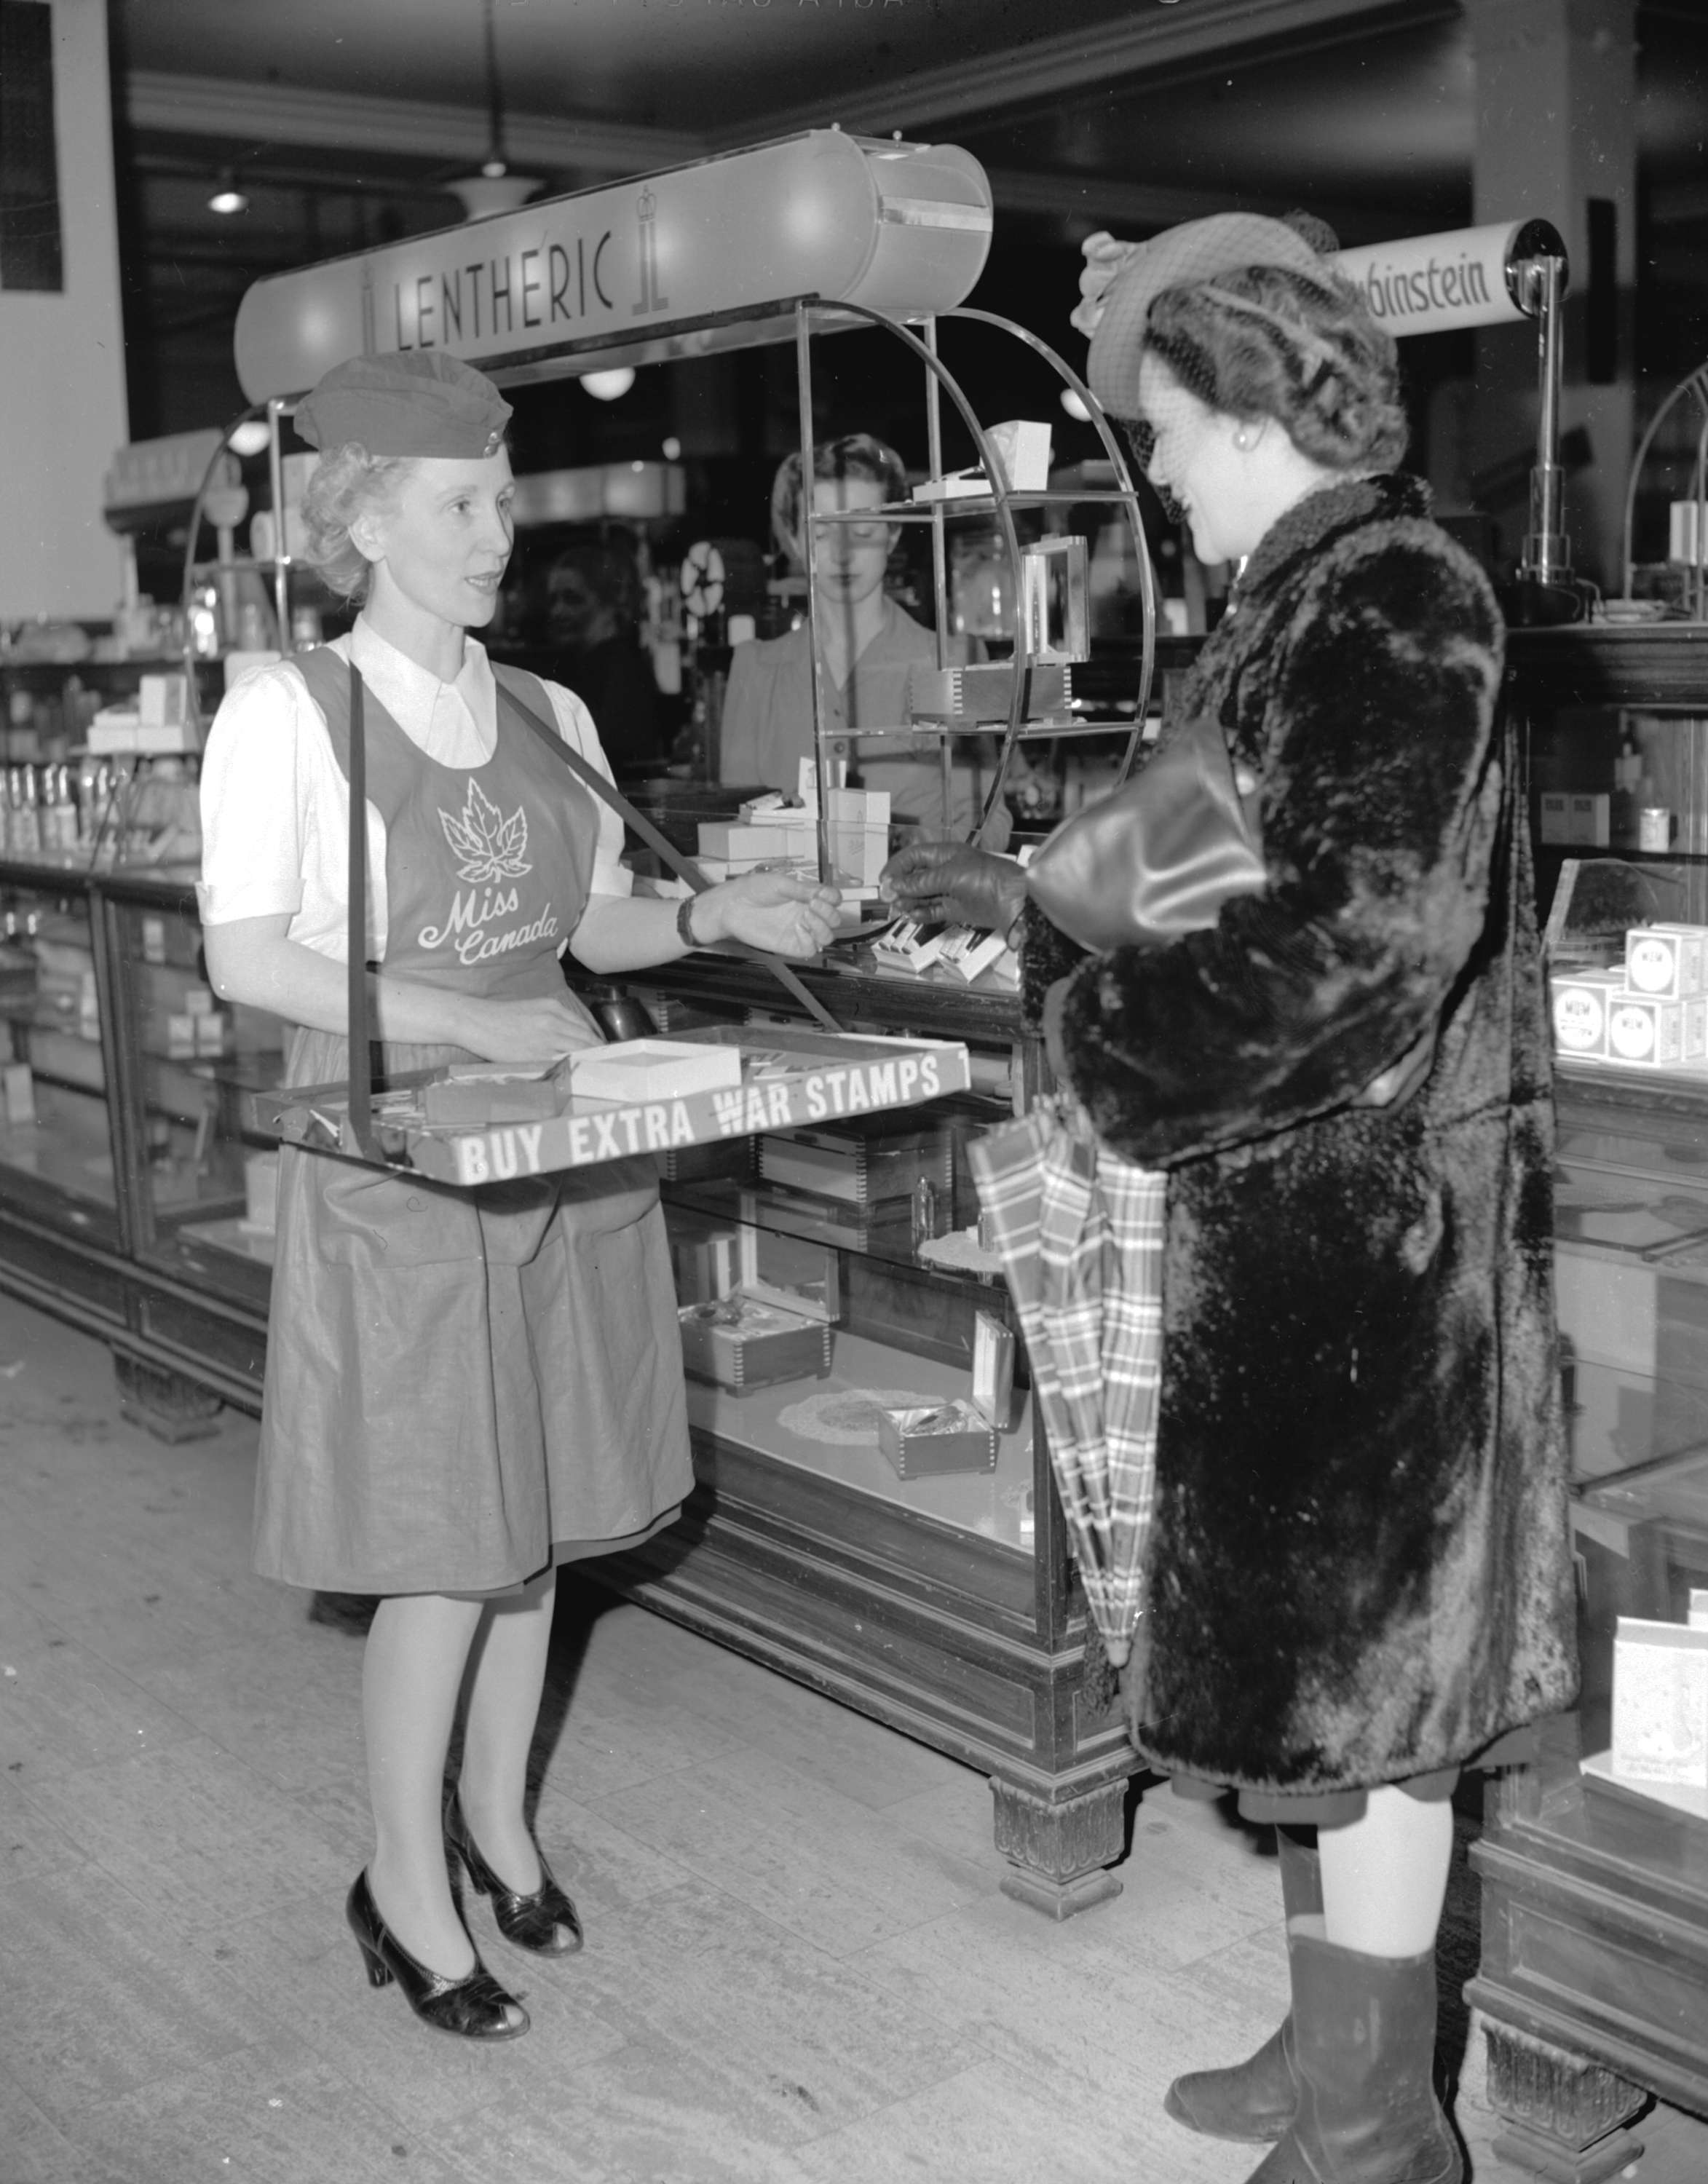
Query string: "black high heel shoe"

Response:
xmin=345 ymin=1870 xmax=529 ymax=2039
xmin=445 ymin=1790 xmax=585 ymax=1957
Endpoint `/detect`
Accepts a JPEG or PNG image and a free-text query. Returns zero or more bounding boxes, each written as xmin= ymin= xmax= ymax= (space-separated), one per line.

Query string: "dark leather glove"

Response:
xmin=881 ymin=839 xmax=1027 ymax=935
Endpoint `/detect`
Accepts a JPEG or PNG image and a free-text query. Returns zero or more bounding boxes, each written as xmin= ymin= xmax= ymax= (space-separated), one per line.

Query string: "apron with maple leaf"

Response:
xmin=253 ymin=648 xmax=691 ymax=1594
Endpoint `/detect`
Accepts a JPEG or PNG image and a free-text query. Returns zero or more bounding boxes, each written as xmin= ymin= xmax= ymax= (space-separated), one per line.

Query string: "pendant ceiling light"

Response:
xmin=447 ymin=0 xmax=540 ymax=221
xmin=207 ymin=169 xmax=248 ymax=215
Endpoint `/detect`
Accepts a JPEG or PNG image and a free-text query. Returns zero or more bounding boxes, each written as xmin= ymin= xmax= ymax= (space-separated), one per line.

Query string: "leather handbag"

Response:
xmin=1024 ymin=713 xmax=1265 ymax=954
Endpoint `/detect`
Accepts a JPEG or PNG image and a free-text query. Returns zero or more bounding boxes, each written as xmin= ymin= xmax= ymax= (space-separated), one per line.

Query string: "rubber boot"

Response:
xmin=1164 ymin=1827 xmax=1321 ymax=2143
xmin=1242 ymin=1920 xmax=1463 ymax=2183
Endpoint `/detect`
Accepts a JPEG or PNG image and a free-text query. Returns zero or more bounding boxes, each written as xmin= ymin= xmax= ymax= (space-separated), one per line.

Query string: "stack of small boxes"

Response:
xmin=694 ymin=769 xmax=891 ymax=903
xmin=1551 ymin=923 xmax=1708 ymax=1069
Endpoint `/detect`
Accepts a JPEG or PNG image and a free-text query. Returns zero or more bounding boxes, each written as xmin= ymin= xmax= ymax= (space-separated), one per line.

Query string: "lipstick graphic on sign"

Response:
xmin=633 ymin=187 xmax=668 ymax=317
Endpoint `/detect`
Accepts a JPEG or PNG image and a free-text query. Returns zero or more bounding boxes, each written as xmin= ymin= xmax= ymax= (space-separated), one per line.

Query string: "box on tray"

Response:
xmin=757 ymin=1112 xmax=953 ymax=1204
xmin=567 ymin=1037 xmax=743 ymax=1104
xmin=677 ymin=1296 xmax=832 ymax=1391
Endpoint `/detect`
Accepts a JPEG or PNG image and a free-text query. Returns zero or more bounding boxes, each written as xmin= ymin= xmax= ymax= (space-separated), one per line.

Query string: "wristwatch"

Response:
xmin=676 ymin=893 xmax=703 ymax=950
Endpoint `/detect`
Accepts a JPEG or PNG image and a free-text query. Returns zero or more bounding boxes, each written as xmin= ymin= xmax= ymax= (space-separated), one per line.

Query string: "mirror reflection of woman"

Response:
xmin=718 ymin=435 xmax=1013 ymax=848
xmin=199 ymin=352 xmax=837 ymax=2043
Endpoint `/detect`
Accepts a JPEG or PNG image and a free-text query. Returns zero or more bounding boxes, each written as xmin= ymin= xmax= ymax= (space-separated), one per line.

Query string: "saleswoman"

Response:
xmin=199 ymin=350 xmax=838 ymax=2043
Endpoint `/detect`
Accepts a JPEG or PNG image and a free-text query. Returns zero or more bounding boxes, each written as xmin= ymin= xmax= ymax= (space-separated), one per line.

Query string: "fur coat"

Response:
xmin=1025 ymin=472 xmax=1578 ymax=1797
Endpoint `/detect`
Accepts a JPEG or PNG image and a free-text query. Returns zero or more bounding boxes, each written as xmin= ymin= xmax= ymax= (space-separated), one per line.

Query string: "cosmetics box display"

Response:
xmin=1626 ymin=925 xmax=1708 ymax=1001
xmin=877 ymin=1312 xmax=1016 ymax=1478
xmin=757 ymin=1113 xmax=954 ymax=1205
xmin=677 ymin=1296 xmax=834 ymax=1392
xmin=1552 ymin=930 xmax=1708 ymax=1068
xmin=1606 ymin=991 xmax=1707 ymax=1068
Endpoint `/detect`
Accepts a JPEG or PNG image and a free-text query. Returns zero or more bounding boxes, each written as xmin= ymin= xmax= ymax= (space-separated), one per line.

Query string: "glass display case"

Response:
xmin=1468 ymin=627 xmax=1708 ymax=2183
xmin=580 ymin=945 xmax=1138 ymax=1917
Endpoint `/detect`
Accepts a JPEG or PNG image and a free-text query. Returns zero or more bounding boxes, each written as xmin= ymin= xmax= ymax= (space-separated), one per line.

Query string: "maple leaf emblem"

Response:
xmin=439 ymin=781 xmax=531 ymax=882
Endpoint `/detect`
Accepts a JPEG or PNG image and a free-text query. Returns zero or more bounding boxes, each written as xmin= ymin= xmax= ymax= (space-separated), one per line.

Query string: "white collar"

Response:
xmin=348 ymin=617 xmax=494 ymax=724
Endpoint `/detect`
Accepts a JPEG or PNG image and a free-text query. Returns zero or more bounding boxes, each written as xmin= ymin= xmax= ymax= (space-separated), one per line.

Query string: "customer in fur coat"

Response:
xmin=884 ymin=213 xmax=1578 ymax=2184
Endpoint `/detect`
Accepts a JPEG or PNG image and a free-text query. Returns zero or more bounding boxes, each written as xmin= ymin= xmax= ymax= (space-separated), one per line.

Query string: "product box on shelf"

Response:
xmin=1551 ymin=969 xmax=1624 ymax=1060
xmin=757 ymin=1112 xmax=954 ymax=1204
xmin=668 ymin=1208 xmax=741 ymax=1305
xmin=1538 ymin=791 xmax=1611 ymax=847
xmin=740 ymin=1182 xmax=895 ymax=1254
xmin=1626 ymin=924 xmax=1708 ymax=1001
xmin=1605 ymin=991 xmax=1708 ymax=1068
xmin=677 ymin=1296 xmax=833 ymax=1392
xmin=877 ymin=1311 xmax=1016 ymax=1478
xmin=736 ymin=1222 xmax=840 ymax=1322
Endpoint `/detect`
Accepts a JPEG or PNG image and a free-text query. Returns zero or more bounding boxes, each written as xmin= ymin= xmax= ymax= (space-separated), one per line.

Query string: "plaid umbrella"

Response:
xmin=970 ymin=1101 xmax=1166 ymax=1667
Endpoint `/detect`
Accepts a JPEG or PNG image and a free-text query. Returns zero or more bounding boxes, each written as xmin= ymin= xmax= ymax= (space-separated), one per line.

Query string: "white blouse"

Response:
xmin=197 ymin=618 xmax=631 ymax=965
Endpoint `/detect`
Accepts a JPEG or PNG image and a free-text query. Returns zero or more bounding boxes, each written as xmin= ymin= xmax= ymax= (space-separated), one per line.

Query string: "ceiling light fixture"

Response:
xmin=446 ymin=0 xmax=541 ymax=221
xmin=582 ymin=368 xmax=636 ymax=403
xmin=207 ymin=170 xmax=248 ymax=216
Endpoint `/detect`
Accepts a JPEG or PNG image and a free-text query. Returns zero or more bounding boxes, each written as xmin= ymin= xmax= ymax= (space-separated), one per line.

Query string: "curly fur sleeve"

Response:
xmin=1048 ymin=520 xmax=1505 ymax=1167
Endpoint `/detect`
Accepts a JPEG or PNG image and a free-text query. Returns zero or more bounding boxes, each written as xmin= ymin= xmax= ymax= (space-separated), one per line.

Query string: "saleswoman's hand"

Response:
xmin=882 ymin=839 xmax=1027 ymax=935
xmin=697 ymin=869 xmax=842 ymax=959
xmin=462 ymin=992 xmax=606 ymax=1064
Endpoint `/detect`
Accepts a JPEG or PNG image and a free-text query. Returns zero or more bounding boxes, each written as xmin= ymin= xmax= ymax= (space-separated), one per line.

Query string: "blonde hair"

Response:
xmin=297 ymin=445 xmax=419 ymax=601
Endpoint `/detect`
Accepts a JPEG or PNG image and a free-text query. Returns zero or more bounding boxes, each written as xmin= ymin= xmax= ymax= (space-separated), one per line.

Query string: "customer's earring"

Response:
xmin=1233 ymin=427 xmax=1253 ymax=451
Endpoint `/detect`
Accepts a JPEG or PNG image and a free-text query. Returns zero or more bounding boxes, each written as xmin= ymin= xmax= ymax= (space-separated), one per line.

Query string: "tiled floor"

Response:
xmin=1 ymin=1287 xmax=1704 ymax=2183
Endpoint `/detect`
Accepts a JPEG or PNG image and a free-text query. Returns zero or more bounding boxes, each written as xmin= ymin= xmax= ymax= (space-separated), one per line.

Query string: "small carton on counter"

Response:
xmin=873 ymin=917 xmax=950 ymax=974
xmin=877 ymin=1313 xmax=1016 ymax=1479
xmin=1626 ymin=924 xmax=1708 ymax=1001
xmin=937 ymin=923 xmax=1014 ymax=985
xmin=677 ymin=1295 xmax=833 ymax=1392
xmin=1550 ymin=968 xmax=1624 ymax=1059
xmin=1611 ymin=1617 xmax=1708 ymax=1789
xmin=1605 ymin=991 xmax=1708 ymax=1068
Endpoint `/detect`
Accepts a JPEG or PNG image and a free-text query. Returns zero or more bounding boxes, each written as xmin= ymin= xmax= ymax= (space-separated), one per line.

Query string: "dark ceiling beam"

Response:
xmin=983 ymin=168 xmax=1383 ymax=245
xmin=123 ymin=70 xmax=703 ymax=175
xmin=700 ymin=0 xmax=1443 ymax=143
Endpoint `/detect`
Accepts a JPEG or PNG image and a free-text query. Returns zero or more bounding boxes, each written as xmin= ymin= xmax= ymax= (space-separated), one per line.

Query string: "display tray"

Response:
xmin=245 ymin=1027 xmax=970 ymax=1190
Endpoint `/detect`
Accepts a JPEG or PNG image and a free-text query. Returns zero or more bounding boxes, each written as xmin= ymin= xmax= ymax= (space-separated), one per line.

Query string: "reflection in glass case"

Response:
xmin=0 ymin=886 xmax=117 ymax=1220
xmin=111 ymin=894 xmax=284 ymax=1307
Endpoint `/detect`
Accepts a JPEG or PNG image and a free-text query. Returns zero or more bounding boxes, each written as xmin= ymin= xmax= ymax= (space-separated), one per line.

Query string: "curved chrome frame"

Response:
xmin=791 ymin=298 xmax=1158 ymax=869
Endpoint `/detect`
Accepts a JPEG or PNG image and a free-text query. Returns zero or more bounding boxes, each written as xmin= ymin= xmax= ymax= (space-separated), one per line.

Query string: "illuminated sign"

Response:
xmin=1334 ymin=219 xmax=1567 ymax=339
xmin=234 ymin=131 xmax=992 ymax=403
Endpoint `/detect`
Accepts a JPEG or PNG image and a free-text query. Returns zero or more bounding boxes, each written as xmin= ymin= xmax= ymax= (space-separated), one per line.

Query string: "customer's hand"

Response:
xmin=882 ymin=839 xmax=1027 ymax=935
xmin=464 ymin=992 xmax=605 ymax=1064
xmin=1071 ymin=231 xmax=1142 ymax=339
xmin=699 ymin=869 xmax=842 ymax=960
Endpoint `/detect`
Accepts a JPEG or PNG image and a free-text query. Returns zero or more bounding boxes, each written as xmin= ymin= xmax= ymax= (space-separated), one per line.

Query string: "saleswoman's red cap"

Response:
xmin=293 ymin=351 xmax=512 ymax=459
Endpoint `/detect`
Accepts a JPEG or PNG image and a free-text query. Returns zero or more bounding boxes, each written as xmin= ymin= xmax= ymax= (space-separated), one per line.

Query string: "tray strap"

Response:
xmin=341 ymin=660 xmax=842 ymax=1160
